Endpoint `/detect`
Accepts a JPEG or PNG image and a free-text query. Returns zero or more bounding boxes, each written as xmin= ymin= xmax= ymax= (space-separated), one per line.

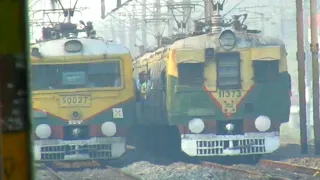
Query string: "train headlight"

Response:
xmin=35 ymin=124 xmax=51 ymax=139
xmin=219 ymin=29 xmax=237 ymax=50
xmin=255 ymin=116 xmax=271 ymax=132
xmin=101 ymin=122 xmax=117 ymax=137
xmin=226 ymin=123 xmax=235 ymax=132
xmin=72 ymin=128 xmax=81 ymax=137
xmin=188 ymin=118 xmax=205 ymax=133
xmin=64 ymin=40 xmax=83 ymax=53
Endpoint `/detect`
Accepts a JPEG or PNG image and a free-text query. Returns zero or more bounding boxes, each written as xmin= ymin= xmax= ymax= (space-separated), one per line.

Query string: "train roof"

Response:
xmin=31 ymin=38 xmax=130 ymax=57
xmin=132 ymin=27 xmax=287 ymax=70
xmin=170 ymin=31 xmax=284 ymax=50
xmin=134 ymin=30 xmax=285 ymax=64
xmin=134 ymin=52 xmax=154 ymax=62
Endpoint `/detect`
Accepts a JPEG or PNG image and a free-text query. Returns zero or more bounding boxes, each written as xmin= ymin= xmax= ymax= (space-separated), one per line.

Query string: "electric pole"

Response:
xmin=296 ymin=0 xmax=308 ymax=154
xmin=304 ymin=0 xmax=313 ymax=144
xmin=110 ymin=18 xmax=117 ymax=42
xmin=204 ymin=0 xmax=213 ymax=23
xmin=183 ymin=0 xmax=192 ymax=33
xmin=129 ymin=4 xmax=137 ymax=56
xmin=279 ymin=1 xmax=284 ymax=40
xmin=154 ymin=0 xmax=161 ymax=47
xmin=167 ymin=0 xmax=174 ymax=37
xmin=310 ymin=0 xmax=320 ymax=155
xmin=118 ymin=18 xmax=127 ymax=46
xmin=141 ymin=0 xmax=147 ymax=49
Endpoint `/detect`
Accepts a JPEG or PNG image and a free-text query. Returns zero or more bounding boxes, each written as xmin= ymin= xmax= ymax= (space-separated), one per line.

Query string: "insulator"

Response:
xmin=211 ymin=14 xmax=222 ymax=34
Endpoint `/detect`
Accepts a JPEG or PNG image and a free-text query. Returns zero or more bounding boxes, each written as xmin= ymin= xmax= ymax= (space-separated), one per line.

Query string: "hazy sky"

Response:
xmin=29 ymin=0 xmax=118 ymax=41
xmin=29 ymin=0 xmax=290 ymax=56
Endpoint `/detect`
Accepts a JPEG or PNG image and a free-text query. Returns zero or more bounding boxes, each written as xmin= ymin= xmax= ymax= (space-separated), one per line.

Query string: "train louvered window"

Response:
xmin=178 ymin=63 xmax=204 ymax=86
xmin=253 ymin=60 xmax=279 ymax=83
xmin=216 ymin=52 xmax=241 ymax=89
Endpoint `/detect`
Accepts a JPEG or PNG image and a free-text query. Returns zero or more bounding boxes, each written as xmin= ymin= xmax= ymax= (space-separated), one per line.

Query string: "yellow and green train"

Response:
xmin=30 ymin=22 xmax=135 ymax=165
xmin=133 ymin=14 xmax=291 ymax=162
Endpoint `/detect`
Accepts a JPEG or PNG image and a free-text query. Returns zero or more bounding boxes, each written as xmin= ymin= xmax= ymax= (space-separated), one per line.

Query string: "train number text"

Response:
xmin=59 ymin=95 xmax=91 ymax=107
xmin=219 ymin=90 xmax=242 ymax=98
xmin=68 ymin=120 xmax=83 ymax=125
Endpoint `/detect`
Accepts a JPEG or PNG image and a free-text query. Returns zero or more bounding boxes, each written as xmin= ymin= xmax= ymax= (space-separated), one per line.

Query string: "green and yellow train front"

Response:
xmin=166 ymin=30 xmax=291 ymax=157
xmin=31 ymin=39 xmax=135 ymax=162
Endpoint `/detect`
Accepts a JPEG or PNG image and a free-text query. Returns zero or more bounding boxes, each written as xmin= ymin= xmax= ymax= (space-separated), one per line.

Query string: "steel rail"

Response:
xmin=260 ymin=159 xmax=320 ymax=177
xmin=45 ymin=166 xmax=65 ymax=180
xmin=201 ymin=161 xmax=291 ymax=180
xmin=35 ymin=164 xmax=65 ymax=180
xmin=106 ymin=166 xmax=144 ymax=180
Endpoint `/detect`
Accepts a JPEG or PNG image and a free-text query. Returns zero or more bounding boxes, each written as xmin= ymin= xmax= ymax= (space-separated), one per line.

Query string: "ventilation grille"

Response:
xmin=196 ymin=138 xmax=266 ymax=155
xmin=40 ymin=144 xmax=112 ymax=160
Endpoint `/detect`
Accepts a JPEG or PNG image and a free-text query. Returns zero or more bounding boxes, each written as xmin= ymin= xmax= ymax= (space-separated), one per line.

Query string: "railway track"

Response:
xmin=260 ymin=159 xmax=320 ymax=177
xmin=120 ymin=147 xmax=320 ymax=179
xmin=200 ymin=159 xmax=320 ymax=180
xmin=201 ymin=161 xmax=290 ymax=180
xmin=35 ymin=163 xmax=143 ymax=180
xmin=35 ymin=164 xmax=65 ymax=180
xmin=33 ymin=147 xmax=320 ymax=180
xmin=44 ymin=166 xmax=66 ymax=180
xmin=106 ymin=166 xmax=144 ymax=180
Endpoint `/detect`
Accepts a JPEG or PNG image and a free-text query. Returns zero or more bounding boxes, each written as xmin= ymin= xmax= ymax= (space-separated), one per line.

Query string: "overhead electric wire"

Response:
xmin=101 ymin=0 xmax=135 ymax=19
xmin=222 ymin=0 xmax=245 ymax=18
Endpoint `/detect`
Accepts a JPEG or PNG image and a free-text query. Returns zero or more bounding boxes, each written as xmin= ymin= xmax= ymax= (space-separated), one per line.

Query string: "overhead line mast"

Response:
xmin=296 ymin=0 xmax=308 ymax=154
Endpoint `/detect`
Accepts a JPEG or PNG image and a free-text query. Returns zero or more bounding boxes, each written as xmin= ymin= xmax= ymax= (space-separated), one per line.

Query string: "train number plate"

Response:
xmin=59 ymin=95 xmax=91 ymax=107
xmin=219 ymin=90 xmax=241 ymax=98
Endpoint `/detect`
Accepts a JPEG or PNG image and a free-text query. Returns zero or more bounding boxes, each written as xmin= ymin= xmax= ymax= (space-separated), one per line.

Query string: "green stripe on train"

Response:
xmin=166 ymin=73 xmax=290 ymax=125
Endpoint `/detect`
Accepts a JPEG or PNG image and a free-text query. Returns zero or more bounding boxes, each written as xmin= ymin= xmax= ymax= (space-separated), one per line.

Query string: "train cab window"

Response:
xmin=31 ymin=61 xmax=122 ymax=90
xmin=216 ymin=52 xmax=241 ymax=89
xmin=253 ymin=60 xmax=279 ymax=83
xmin=178 ymin=63 xmax=204 ymax=86
xmin=87 ymin=61 xmax=121 ymax=88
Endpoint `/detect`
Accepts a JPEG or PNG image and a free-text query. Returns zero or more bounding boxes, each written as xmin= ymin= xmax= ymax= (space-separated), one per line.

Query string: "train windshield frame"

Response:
xmin=31 ymin=60 xmax=123 ymax=91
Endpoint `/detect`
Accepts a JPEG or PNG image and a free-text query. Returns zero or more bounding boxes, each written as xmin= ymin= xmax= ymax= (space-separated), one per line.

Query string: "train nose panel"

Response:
xmin=181 ymin=132 xmax=279 ymax=156
xmin=34 ymin=137 xmax=125 ymax=161
xmin=36 ymin=144 xmax=112 ymax=160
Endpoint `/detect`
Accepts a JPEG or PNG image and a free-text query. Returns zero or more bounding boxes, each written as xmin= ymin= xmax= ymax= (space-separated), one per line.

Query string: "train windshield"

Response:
xmin=178 ymin=63 xmax=204 ymax=86
xmin=31 ymin=61 xmax=121 ymax=90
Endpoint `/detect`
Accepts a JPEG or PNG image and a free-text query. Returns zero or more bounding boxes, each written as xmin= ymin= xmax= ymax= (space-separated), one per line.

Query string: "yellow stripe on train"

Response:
xmin=32 ymin=55 xmax=134 ymax=121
